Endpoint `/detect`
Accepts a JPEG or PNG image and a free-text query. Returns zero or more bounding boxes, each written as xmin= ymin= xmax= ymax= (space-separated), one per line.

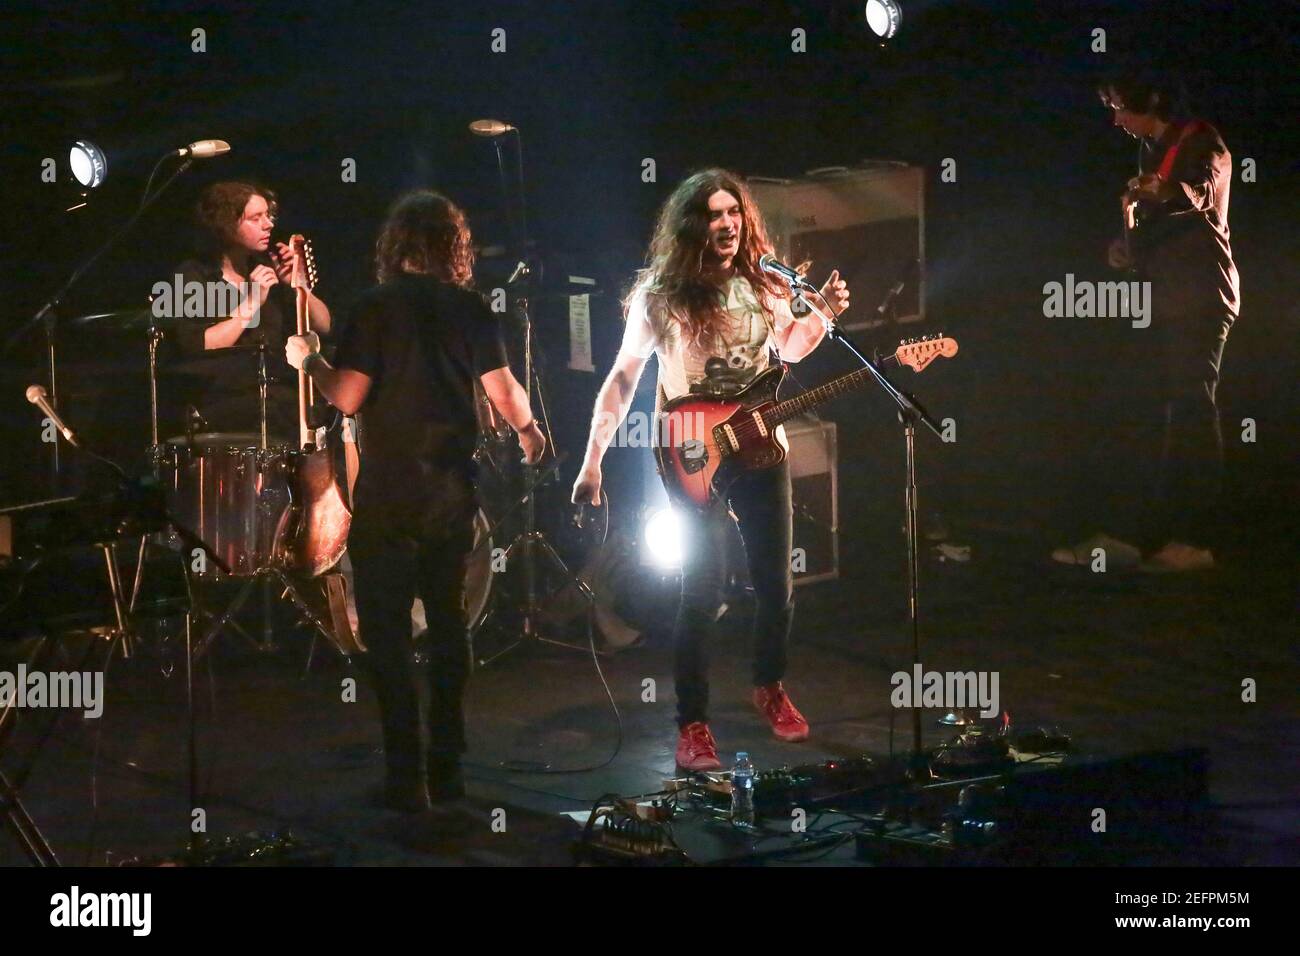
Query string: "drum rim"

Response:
xmin=161 ymin=432 xmax=295 ymax=451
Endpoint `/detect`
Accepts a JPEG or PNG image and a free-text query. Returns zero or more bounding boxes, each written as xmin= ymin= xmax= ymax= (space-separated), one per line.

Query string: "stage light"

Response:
xmin=643 ymin=507 xmax=684 ymax=570
xmin=865 ymin=0 xmax=902 ymax=39
xmin=69 ymin=140 xmax=107 ymax=188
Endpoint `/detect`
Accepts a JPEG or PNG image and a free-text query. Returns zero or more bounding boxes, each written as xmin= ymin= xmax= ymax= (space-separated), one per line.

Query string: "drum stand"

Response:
xmin=190 ymin=567 xmax=349 ymax=665
xmin=471 ymin=309 xmax=603 ymax=669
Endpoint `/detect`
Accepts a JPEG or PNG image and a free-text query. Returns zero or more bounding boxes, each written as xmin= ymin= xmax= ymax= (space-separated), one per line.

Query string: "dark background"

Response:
xmin=2 ymin=0 xmax=1297 ymax=576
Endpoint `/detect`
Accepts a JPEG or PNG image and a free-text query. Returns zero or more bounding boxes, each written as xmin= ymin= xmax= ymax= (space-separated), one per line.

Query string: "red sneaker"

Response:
xmin=675 ymin=721 xmax=723 ymax=772
xmin=753 ymin=682 xmax=810 ymax=742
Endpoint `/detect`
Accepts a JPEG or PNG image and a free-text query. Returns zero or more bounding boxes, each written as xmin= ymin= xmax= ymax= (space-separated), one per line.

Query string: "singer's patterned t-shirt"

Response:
xmin=620 ymin=275 xmax=798 ymax=401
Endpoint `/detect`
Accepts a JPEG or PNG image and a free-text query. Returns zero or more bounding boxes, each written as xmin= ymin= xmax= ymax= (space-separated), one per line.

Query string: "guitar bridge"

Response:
xmin=680 ymin=439 xmax=708 ymax=474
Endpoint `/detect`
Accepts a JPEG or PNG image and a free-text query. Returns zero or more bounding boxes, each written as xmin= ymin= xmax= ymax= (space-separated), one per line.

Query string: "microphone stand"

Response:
xmin=476 ymin=128 xmax=598 ymax=667
xmin=24 ymin=406 xmax=229 ymax=860
xmin=781 ymin=275 xmax=945 ymax=775
xmin=6 ymin=155 xmax=196 ymax=493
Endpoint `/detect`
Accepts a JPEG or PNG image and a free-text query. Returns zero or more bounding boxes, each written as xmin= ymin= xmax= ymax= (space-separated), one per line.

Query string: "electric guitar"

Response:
xmin=278 ymin=234 xmax=352 ymax=579
xmin=654 ymin=335 xmax=958 ymax=512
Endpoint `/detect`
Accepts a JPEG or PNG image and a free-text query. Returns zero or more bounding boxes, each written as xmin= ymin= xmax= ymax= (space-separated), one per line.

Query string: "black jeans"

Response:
xmin=348 ymin=511 xmax=476 ymax=784
xmin=1137 ymin=315 xmax=1231 ymax=552
xmin=674 ymin=458 xmax=795 ymax=727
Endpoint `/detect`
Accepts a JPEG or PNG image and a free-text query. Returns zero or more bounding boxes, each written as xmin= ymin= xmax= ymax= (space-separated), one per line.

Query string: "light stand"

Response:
xmin=474 ymin=126 xmax=599 ymax=667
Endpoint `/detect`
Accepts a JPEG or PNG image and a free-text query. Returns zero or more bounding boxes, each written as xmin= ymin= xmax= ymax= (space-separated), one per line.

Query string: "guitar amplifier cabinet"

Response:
xmin=748 ymin=164 xmax=924 ymax=332
xmin=786 ymin=417 xmax=838 ymax=586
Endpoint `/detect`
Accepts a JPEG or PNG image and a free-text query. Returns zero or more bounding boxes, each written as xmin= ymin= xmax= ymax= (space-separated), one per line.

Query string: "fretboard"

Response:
xmin=764 ymin=355 xmax=898 ymax=427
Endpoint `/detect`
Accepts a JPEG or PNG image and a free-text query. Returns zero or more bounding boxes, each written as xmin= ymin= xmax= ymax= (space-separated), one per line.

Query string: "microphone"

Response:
xmin=875 ymin=258 xmax=917 ymax=317
xmin=758 ymin=254 xmax=815 ymax=290
xmin=177 ymin=139 xmax=231 ymax=159
xmin=25 ymin=385 xmax=79 ymax=446
xmin=468 ymin=119 xmax=516 ymax=137
xmin=876 ymin=280 xmax=905 ymax=316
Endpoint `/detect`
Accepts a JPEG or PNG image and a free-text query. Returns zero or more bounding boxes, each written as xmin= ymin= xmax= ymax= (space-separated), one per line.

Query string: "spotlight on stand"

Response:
xmin=864 ymin=0 xmax=902 ymax=40
xmin=68 ymin=140 xmax=107 ymax=189
xmin=643 ymin=506 xmax=684 ymax=570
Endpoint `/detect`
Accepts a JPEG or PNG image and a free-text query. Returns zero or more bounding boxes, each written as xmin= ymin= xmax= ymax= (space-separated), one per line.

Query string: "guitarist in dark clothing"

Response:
xmin=570 ymin=169 xmax=850 ymax=771
xmin=1057 ymin=74 xmax=1240 ymax=573
xmin=287 ymin=191 xmax=544 ymax=812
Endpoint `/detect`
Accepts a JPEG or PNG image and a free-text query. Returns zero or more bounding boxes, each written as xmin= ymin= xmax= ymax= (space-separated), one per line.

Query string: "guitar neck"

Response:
xmin=297 ymin=286 xmax=313 ymax=447
xmin=765 ymin=353 xmax=898 ymax=427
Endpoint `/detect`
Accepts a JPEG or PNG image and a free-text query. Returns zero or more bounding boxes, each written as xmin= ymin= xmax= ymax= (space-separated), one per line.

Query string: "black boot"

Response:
xmin=375 ymin=771 xmax=431 ymax=814
xmin=427 ymin=753 xmax=466 ymax=802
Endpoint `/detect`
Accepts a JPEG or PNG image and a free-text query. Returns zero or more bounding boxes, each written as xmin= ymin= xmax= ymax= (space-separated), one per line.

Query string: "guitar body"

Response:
xmin=654 ymin=366 xmax=788 ymax=513
xmin=276 ymin=234 xmax=352 ymax=578
xmin=280 ymin=444 xmax=351 ymax=578
xmin=652 ymin=336 xmax=959 ymax=514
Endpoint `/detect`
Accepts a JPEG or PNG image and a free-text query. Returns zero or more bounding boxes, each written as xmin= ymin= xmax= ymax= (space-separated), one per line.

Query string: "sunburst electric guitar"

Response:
xmin=654 ymin=335 xmax=958 ymax=512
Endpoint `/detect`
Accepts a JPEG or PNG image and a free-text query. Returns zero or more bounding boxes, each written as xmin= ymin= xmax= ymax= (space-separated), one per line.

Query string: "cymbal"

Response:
xmin=65 ymin=307 xmax=159 ymax=331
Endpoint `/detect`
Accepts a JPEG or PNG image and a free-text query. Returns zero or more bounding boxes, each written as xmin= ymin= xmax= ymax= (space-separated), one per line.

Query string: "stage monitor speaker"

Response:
xmin=787 ymin=417 xmax=838 ymax=586
xmin=749 ymin=164 xmax=924 ymax=332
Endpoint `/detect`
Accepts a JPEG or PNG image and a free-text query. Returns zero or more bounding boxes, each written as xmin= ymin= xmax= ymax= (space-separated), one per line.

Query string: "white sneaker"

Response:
xmin=1051 ymin=532 xmax=1142 ymax=569
xmin=1139 ymin=542 xmax=1216 ymax=573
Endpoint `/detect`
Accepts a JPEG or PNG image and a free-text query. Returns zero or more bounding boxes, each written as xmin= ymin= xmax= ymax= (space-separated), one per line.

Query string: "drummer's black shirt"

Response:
xmin=334 ymin=274 xmax=509 ymax=533
xmin=165 ymin=256 xmax=299 ymax=439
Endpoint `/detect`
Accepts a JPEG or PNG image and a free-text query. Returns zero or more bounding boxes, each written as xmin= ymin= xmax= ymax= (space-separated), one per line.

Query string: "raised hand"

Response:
xmin=818 ymin=269 xmax=850 ymax=315
xmin=272 ymin=242 xmax=297 ymax=285
xmin=250 ymin=263 xmax=279 ymax=298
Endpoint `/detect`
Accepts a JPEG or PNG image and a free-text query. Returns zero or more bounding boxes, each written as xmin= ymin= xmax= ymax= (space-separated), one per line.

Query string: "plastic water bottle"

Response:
xmin=730 ymin=752 xmax=755 ymax=827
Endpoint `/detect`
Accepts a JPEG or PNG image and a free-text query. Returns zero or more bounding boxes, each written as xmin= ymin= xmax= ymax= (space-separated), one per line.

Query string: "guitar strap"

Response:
xmin=1154 ymin=120 xmax=1207 ymax=182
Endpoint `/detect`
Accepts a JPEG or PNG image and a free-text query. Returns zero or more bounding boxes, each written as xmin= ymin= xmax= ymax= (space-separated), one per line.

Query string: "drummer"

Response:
xmin=162 ymin=181 xmax=332 ymax=440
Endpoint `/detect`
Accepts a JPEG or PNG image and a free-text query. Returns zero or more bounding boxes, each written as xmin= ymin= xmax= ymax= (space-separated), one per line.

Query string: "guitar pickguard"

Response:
xmin=655 ymin=367 xmax=788 ymax=512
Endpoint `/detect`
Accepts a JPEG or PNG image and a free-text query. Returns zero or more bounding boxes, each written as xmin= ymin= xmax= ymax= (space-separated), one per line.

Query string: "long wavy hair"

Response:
xmin=194 ymin=181 xmax=278 ymax=260
xmin=375 ymin=190 xmax=475 ymax=286
xmin=629 ymin=169 xmax=785 ymax=353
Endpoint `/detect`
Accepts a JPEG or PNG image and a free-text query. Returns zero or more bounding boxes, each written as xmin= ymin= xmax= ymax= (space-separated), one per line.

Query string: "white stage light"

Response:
xmin=643 ymin=507 xmax=684 ymax=570
xmin=865 ymin=0 xmax=902 ymax=39
xmin=69 ymin=140 xmax=107 ymax=188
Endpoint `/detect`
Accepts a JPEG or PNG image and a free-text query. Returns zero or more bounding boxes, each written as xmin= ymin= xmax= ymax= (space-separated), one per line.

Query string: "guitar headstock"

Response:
xmin=288 ymin=234 xmax=318 ymax=291
xmin=893 ymin=334 xmax=958 ymax=372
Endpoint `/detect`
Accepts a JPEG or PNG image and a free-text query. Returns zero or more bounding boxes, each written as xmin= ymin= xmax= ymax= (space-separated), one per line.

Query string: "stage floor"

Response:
xmin=2 ymin=533 xmax=1296 ymax=867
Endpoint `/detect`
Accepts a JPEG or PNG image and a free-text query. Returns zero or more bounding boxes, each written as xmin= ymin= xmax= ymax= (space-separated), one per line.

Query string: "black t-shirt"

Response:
xmin=163 ymin=256 xmax=299 ymax=439
xmin=335 ymin=274 xmax=509 ymax=532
